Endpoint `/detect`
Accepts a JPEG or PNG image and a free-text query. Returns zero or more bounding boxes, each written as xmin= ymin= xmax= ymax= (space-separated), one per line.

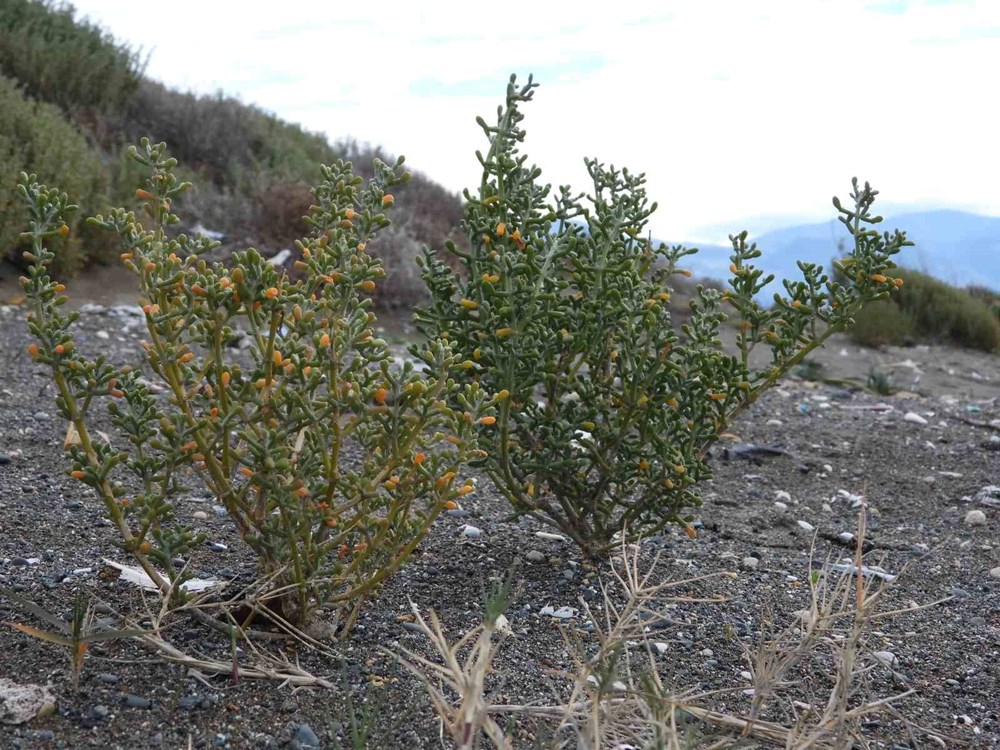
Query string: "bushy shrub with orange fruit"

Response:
xmin=19 ymin=139 xmax=491 ymax=630
xmin=417 ymin=76 xmax=912 ymax=557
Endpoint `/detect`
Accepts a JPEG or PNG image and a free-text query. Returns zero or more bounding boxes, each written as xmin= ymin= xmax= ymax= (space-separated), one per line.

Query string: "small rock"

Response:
xmin=459 ymin=524 xmax=482 ymax=539
xmin=539 ymin=604 xmax=577 ymax=619
xmin=950 ymin=587 xmax=970 ymax=599
xmin=0 ymin=679 xmax=56 ymax=725
xmin=291 ymin=723 xmax=321 ymax=749
xmin=192 ymin=510 xmax=209 ymax=521
xmin=207 ymin=542 xmax=228 ymax=552
xmin=525 ymin=550 xmax=545 ymax=563
xmin=211 ymin=505 xmax=227 ymax=517
xmin=990 ymin=567 xmax=1000 ymax=580
xmin=89 ymin=705 xmax=110 ymax=721
xmin=774 ymin=501 xmax=788 ymax=511
xmin=775 ymin=490 xmax=792 ymax=503
xmin=838 ymin=532 xmax=855 ymax=544
xmin=970 ymin=616 xmax=987 ymax=628
xmin=742 ymin=557 xmax=759 ymax=570
xmin=964 ymin=510 xmax=987 ymax=526
xmin=903 ymin=411 xmax=928 ymax=425
xmin=95 ymin=330 xmax=110 ymax=340
xmin=766 ymin=418 xmax=783 ymax=426
xmin=797 ymin=520 xmax=815 ymax=532
xmin=535 ymin=531 xmax=567 ymax=542
xmin=149 ymin=733 xmax=163 ymax=747
xmin=873 ymin=651 xmax=898 ymax=668
xmin=123 ymin=694 xmax=152 ymax=709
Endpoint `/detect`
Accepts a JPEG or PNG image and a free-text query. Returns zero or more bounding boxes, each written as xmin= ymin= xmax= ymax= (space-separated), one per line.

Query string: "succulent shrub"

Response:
xmin=416 ymin=76 xmax=911 ymax=557
xmin=19 ymin=140 xmax=491 ymax=630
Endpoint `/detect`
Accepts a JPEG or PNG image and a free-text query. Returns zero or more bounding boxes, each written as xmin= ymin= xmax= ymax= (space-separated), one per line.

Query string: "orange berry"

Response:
xmin=870 ymin=273 xmax=888 ymax=283
xmin=684 ymin=525 xmax=698 ymax=539
xmin=382 ymin=194 xmax=394 ymax=207
xmin=135 ymin=189 xmax=155 ymax=201
xmin=496 ymin=222 xmax=506 ymax=237
xmin=357 ymin=242 xmax=367 ymax=253
xmin=138 ymin=541 xmax=152 ymax=554
xmin=495 ymin=327 xmax=513 ymax=338
xmin=26 ymin=343 xmax=39 ymax=359
xmin=265 ymin=287 xmax=279 ymax=299
xmin=220 ymin=371 xmax=231 ymax=386
xmin=70 ymin=470 xmax=85 ymax=479
xmin=320 ymin=333 xmax=331 ymax=347
xmin=460 ymin=298 xmax=479 ymax=310
xmin=57 ymin=224 xmax=69 ymax=238
xmin=239 ymin=467 xmax=254 ymax=478
xmin=893 ymin=277 xmax=904 ymax=288
xmin=179 ymin=352 xmax=194 ymax=364
xmin=479 ymin=416 xmax=497 ymax=425
xmin=413 ymin=452 xmax=425 ymax=465
xmin=344 ymin=207 xmax=356 ymax=220
xmin=120 ymin=252 xmax=133 ymax=261
xmin=360 ymin=280 xmax=376 ymax=293
xmin=325 ymin=518 xmax=338 ymax=528
xmin=272 ymin=350 xmax=283 ymax=366
xmin=457 ymin=484 xmax=474 ymax=496
xmin=294 ymin=486 xmax=310 ymax=499
xmin=443 ymin=500 xmax=459 ymax=510
xmin=374 ymin=387 xmax=388 ymax=404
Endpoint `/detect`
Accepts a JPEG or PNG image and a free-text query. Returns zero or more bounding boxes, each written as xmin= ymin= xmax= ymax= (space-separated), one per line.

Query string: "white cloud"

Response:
xmin=70 ymin=0 xmax=1000 ymax=242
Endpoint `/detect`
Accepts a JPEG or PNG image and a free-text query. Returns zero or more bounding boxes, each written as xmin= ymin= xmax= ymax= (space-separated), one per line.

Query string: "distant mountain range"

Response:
xmin=673 ymin=210 xmax=1000 ymax=296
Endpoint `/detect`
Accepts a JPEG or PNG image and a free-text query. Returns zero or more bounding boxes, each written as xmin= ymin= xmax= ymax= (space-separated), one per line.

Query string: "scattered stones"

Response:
xmin=964 ymin=510 xmax=987 ymax=527
xmin=0 ymin=679 xmax=56 ymax=725
xmin=903 ymin=412 xmax=928 ymax=426
xmin=974 ymin=485 xmax=1000 ymax=508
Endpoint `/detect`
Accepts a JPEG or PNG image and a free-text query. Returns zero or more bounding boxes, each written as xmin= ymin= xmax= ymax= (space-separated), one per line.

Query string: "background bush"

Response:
xmin=0 ymin=74 xmax=115 ymax=276
xmin=0 ymin=0 xmax=144 ymax=115
xmin=848 ymin=268 xmax=1000 ymax=351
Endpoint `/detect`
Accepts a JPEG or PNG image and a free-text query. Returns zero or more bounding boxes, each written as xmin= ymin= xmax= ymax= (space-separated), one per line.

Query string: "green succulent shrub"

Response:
xmin=416 ymin=76 xmax=912 ymax=556
xmin=0 ymin=74 xmax=117 ymax=276
xmin=19 ymin=140 xmax=491 ymax=630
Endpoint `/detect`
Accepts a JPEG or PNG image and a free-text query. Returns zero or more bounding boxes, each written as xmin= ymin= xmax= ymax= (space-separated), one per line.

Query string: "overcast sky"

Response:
xmin=70 ymin=0 xmax=998 ymax=243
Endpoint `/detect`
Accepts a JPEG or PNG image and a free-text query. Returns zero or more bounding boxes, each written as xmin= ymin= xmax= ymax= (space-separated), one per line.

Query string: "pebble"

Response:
xmin=797 ymin=520 xmax=815 ymax=532
xmin=539 ymin=605 xmax=577 ymax=619
xmin=766 ymin=419 xmax=783 ymax=426
xmin=0 ymin=453 xmax=10 ymax=465
xmin=964 ymin=510 xmax=987 ymax=526
xmin=742 ymin=557 xmax=759 ymax=570
xmin=212 ymin=505 xmax=227 ymax=517
xmin=535 ymin=531 xmax=567 ymax=542
xmin=123 ymin=694 xmax=152 ymax=709
xmin=970 ymin=616 xmax=987 ymax=628
xmin=89 ymin=705 xmax=110 ymax=721
xmin=525 ymin=550 xmax=545 ymax=563
xmin=192 ymin=510 xmax=209 ymax=520
xmin=774 ymin=501 xmax=788 ymax=511
xmin=459 ymin=524 xmax=482 ymax=539
xmin=990 ymin=567 xmax=1000 ymax=580
xmin=838 ymin=532 xmax=855 ymax=544
xmin=207 ymin=542 xmax=228 ymax=552
xmin=950 ymin=587 xmax=970 ymax=599
xmin=775 ymin=490 xmax=791 ymax=503
xmin=903 ymin=412 xmax=928 ymax=425
xmin=290 ymin=723 xmax=321 ymax=750
xmin=95 ymin=330 xmax=109 ymax=340
xmin=177 ymin=695 xmax=200 ymax=710
xmin=873 ymin=651 xmax=898 ymax=668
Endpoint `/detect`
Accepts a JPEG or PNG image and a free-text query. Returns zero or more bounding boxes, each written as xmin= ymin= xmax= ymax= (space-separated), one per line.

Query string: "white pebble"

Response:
xmin=535 ymin=531 xmax=567 ymax=542
xmin=192 ymin=510 xmax=208 ymax=520
xmin=990 ymin=567 xmax=1000 ymax=579
xmin=699 ymin=648 xmax=714 ymax=657
xmin=95 ymin=330 xmax=109 ymax=340
xmin=838 ymin=532 xmax=855 ymax=543
xmin=740 ymin=670 xmax=752 ymax=680
xmin=964 ymin=510 xmax=987 ymax=527
xmin=775 ymin=490 xmax=792 ymax=503
xmin=460 ymin=524 xmax=482 ymax=539
xmin=822 ymin=464 xmax=833 ymax=473
xmin=774 ymin=501 xmax=788 ymax=511
xmin=742 ymin=557 xmax=759 ymax=570
xmin=653 ymin=642 xmax=669 ymax=655
xmin=903 ymin=411 xmax=928 ymax=425
xmin=797 ymin=520 xmax=815 ymax=532
xmin=766 ymin=419 xmax=783 ymax=427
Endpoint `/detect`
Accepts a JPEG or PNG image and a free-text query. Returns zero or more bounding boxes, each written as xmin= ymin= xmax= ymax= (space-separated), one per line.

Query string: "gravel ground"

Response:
xmin=0 ymin=295 xmax=998 ymax=749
